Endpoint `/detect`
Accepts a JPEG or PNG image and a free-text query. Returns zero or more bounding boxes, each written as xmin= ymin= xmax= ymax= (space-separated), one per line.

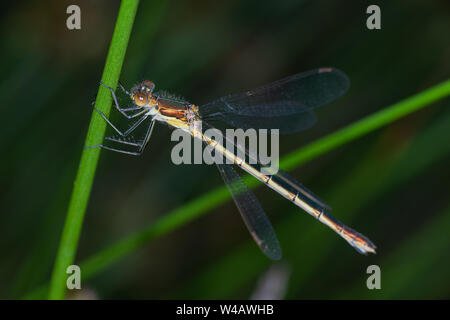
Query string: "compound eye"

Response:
xmin=143 ymin=80 xmax=155 ymax=93
xmin=133 ymin=93 xmax=148 ymax=106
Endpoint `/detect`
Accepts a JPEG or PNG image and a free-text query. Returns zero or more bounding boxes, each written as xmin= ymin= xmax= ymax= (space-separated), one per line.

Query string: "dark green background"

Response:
xmin=1 ymin=0 xmax=449 ymax=299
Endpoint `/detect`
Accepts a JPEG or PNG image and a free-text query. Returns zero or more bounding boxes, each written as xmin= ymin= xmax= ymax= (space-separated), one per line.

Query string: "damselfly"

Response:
xmin=89 ymin=68 xmax=376 ymax=260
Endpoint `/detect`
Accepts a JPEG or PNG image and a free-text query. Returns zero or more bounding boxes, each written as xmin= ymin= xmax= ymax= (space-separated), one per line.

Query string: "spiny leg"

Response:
xmin=86 ymin=119 xmax=156 ymax=156
xmin=85 ymin=144 xmax=144 ymax=156
xmin=122 ymin=114 xmax=150 ymax=136
xmin=105 ymin=119 xmax=156 ymax=152
xmin=139 ymin=119 xmax=156 ymax=152
xmin=107 ymin=119 xmax=155 ymax=153
xmin=99 ymin=81 xmax=142 ymax=118
xmin=118 ymin=81 xmax=130 ymax=95
xmin=86 ymin=134 xmax=145 ymax=156
xmin=104 ymin=137 xmax=142 ymax=147
xmin=94 ymin=107 xmax=148 ymax=137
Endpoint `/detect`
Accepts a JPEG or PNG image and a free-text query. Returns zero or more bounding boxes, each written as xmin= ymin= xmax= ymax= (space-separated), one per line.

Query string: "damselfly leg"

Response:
xmin=86 ymin=119 xmax=156 ymax=156
xmin=86 ymin=81 xmax=156 ymax=155
xmin=93 ymin=107 xmax=148 ymax=137
xmin=117 ymin=81 xmax=131 ymax=95
xmin=99 ymin=81 xmax=143 ymax=118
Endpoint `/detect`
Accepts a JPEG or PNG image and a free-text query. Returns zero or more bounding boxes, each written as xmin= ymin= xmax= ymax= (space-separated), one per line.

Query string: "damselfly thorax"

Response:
xmin=129 ymin=79 xmax=200 ymax=132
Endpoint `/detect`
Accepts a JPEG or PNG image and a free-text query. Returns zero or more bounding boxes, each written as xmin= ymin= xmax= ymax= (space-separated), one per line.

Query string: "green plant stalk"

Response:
xmin=34 ymin=78 xmax=450 ymax=299
xmin=47 ymin=0 xmax=140 ymax=300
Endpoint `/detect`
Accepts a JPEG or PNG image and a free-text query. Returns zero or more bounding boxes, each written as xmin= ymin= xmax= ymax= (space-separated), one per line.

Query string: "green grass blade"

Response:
xmin=36 ymin=77 xmax=450 ymax=299
xmin=47 ymin=0 xmax=140 ymax=300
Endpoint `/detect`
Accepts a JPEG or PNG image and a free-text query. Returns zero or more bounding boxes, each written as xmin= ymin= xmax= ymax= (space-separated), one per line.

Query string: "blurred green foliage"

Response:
xmin=1 ymin=0 xmax=449 ymax=299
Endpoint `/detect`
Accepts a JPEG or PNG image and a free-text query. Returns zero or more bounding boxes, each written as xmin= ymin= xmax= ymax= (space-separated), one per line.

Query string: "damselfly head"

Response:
xmin=131 ymin=80 xmax=156 ymax=107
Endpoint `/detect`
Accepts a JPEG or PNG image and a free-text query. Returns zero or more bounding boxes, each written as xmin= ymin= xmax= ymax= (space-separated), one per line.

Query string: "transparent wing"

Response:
xmin=276 ymin=169 xmax=332 ymax=211
xmin=209 ymin=110 xmax=318 ymax=134
xmin=200 ymin=68 xmax=349 ymax=133
xmin=217 ymin=163 xmax=282 ymax=260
